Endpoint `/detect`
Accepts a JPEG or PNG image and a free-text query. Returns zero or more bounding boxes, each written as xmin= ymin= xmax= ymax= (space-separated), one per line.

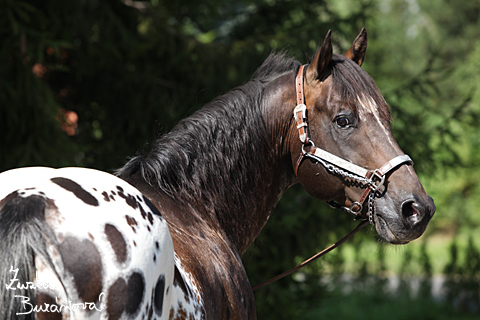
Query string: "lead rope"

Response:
xmin=252 ymin=220 xmax=369 ymax=291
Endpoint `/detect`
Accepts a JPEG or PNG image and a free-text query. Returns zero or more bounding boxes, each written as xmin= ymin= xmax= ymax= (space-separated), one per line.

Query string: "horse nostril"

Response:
xmin=402 ymin=200 xmax=421 ymax=227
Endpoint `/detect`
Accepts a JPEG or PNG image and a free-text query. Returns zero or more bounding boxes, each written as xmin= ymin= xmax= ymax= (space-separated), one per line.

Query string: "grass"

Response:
xmin=328 ymin=225 xmax=480 ymax=276
xmin=304 ymin=286 xmax=479 ymax=320
xmin=299 ymin=221 xmax=480 ymax=320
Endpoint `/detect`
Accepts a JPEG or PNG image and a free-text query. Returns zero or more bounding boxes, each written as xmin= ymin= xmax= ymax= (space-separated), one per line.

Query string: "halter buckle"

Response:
xmin=349 ymin=201 xmax=363 ymax=215
xmin=300 ymin=141 xmax=315 ymax=153
xmin=294 ymin=104 xmax=307 ymax=122
xmin=371 ymin=169 xmax=386 ymax=192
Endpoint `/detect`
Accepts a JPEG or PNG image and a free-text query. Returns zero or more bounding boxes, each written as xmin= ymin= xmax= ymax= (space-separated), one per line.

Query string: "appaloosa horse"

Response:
xmin=0 ymin=29 xmax=435 ymax=320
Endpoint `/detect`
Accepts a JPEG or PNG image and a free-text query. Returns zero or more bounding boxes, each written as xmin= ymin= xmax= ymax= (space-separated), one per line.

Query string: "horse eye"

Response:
xmin=335 ymin=117 xmax=350 ymax=128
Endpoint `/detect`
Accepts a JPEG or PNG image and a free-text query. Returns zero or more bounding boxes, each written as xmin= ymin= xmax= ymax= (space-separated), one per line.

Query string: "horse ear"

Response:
xmin=307 ymin=30 xmax=333 ymax=82
xmin=344 ymin=28 xmax=367 ymax=66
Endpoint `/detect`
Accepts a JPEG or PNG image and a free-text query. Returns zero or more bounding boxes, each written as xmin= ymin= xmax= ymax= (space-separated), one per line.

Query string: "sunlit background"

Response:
xmin=1 ymin=0 xmax=479 ymax=319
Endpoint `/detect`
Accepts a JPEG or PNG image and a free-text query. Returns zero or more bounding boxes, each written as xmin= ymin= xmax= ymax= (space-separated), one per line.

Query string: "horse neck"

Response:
xmin=232 ymin=75 xmax=299 ymax=252
xmin=184 ymin=78 xmax=297 ymax=254
xmin=119 ymin=73 xmax=297 ymax=256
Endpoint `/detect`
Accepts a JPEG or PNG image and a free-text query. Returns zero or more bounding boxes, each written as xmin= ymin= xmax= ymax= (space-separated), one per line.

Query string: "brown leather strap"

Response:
xmin=350 ymin=156 xmax=412 ymax=214
xmin=294 ymin=65 xmax=310 ymax=144
xmin=378 ymin=160 xmax=396 ymax=176
xmin=295 ymin=152 xmax=305 ymax=176
xmin=296 ymin=65 xmax=306 ymax=105
xmin=377 ymin=155 xmax=413 ymax=176
xmin=350 ymin=186 xmax=373 ymax=215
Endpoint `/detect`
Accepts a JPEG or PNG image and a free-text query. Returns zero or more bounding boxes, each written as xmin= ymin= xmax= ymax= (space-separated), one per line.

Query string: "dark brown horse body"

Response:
xmin=117 ymin=29 xmax=435 ymax=319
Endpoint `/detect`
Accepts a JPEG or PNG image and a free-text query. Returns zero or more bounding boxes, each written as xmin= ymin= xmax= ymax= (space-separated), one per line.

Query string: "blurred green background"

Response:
xmin=1 ymin=0 xmax=479 ymax=319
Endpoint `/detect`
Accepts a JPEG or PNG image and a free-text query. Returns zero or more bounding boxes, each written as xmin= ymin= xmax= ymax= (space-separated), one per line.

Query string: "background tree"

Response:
xmin=1 ymin=0 xmax=479 ymax=318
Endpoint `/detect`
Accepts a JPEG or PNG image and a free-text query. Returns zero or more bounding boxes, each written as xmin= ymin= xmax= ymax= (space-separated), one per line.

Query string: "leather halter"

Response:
xmin=293 ymin=64 xmax=413 ymax=223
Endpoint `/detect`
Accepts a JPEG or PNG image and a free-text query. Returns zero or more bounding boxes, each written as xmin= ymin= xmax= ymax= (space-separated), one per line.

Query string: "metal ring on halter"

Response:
xmin=371 ymin=170 xmax=386 ymax=192
xmin=301 ymin=140 xmax=315 ymax=154
xmin=349 ymin=201 xmax=363 ymax=215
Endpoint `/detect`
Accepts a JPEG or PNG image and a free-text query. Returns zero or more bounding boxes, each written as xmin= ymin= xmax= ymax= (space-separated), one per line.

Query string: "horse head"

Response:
xmin=290 ymin=29 xmax=435 ymax=244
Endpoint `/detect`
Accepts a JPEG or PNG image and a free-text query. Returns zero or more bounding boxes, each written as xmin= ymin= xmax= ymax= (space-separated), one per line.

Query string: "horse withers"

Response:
xmin=0 ymin=29 xmax=435 ymax=320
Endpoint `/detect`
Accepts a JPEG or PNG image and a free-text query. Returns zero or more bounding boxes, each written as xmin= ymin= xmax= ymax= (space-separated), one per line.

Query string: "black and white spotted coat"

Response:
xmin=0 ymin=167 xmax=204 ymax=320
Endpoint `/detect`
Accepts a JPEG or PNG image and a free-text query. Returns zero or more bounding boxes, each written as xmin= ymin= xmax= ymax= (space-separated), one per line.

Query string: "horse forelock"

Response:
xmin=329 ymin=54 xmax=391 ymax=128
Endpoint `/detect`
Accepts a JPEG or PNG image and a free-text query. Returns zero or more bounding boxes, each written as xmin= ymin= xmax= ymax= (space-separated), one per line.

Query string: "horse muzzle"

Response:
xmin=373 ymin=193 xmax=435 ymax=244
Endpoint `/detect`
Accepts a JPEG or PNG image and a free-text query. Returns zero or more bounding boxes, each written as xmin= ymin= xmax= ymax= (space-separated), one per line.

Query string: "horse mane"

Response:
xmin=116 ymin=53 xmax=300 ymax=220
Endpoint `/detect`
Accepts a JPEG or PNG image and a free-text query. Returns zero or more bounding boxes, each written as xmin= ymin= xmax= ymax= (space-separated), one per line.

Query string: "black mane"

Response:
xmin=116 ymin=53 xmax=299 ymax=219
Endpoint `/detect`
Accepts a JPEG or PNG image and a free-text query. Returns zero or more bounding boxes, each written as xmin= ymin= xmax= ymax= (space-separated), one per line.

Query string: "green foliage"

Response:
xmin=0 ymin=0 xmax=78 ymax=168
xmin=1 ymin=0 xmax=480 ymax=319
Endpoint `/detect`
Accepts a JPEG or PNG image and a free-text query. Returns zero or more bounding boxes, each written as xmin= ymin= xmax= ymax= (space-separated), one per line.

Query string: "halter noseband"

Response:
xmin=293 ymin=64 xmax=413 ymax=224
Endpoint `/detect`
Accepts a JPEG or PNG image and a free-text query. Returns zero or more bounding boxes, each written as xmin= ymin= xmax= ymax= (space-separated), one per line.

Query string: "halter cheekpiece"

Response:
xmin=293 ymin=64 xmax=413 ymax=224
